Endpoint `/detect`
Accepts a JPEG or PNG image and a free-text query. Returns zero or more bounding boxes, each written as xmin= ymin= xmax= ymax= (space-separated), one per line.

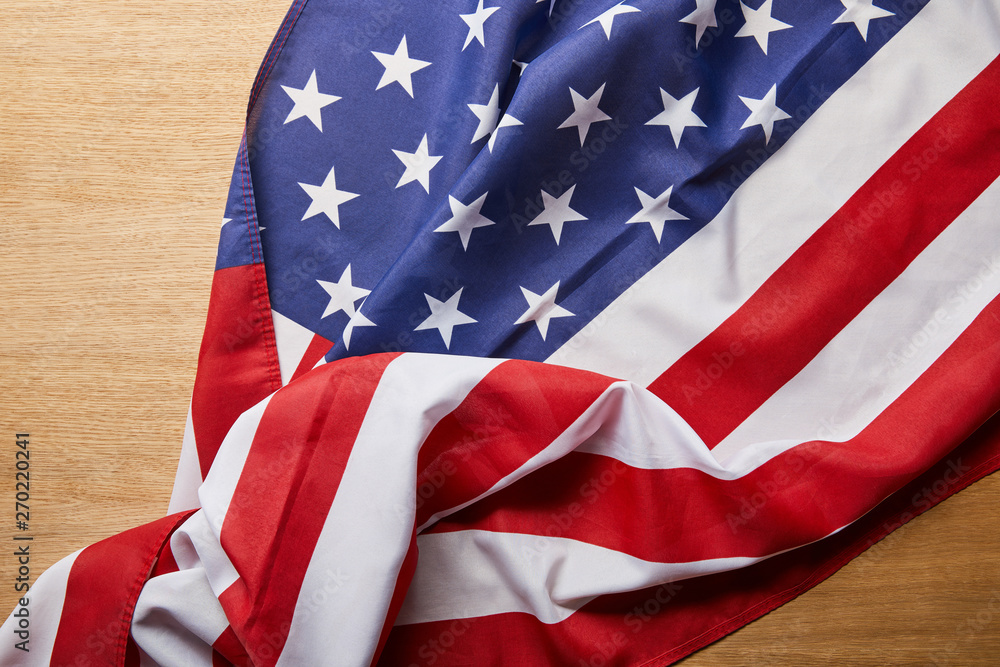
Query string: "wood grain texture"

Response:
xmin=0 ymin=2 xmax=998 ymax=664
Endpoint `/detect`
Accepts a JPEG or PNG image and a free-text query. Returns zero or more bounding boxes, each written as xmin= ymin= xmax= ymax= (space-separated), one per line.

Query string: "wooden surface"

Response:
xmin=1 ymin=3 xmax=998 ymax=664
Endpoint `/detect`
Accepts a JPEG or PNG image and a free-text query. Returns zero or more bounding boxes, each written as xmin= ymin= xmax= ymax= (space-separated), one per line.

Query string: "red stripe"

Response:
xmin=648 ymin=53 xmax=1000 ymax=448
xmin=49 ymin=511 xmax=193 ymax=666
xmin=123 ymin=637 xmax=141 ymax=667
xmin=191 ymin=264 xmax=282 ymax=478
xmin=217 ymin=585 xmax=254 ymax=661
xmin=290 ymin=332 xmax=334 ymax=383
xmin=212 ymin=624 xmax=251 ymax=667
xmin=370 ymin=533 xmax=419 ymax=667
xmin=381 ymin=339 xmax=1000 ymax=667
xmin=430 ymin=293 xmax=1000 ymax=563
xmin=212 ymin=650 xmax=235 ymax=667
xmin=217 ymin=354 xmax=398 ymax=667
xmin=413 ymin=360 xmax=615 ymax=528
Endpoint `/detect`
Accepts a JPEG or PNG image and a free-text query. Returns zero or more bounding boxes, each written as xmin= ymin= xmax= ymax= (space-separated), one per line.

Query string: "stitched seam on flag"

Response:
xmin=247 ymin=0 xmax=309 ymax=116
xmin=114 ymin=510 xmax=196 ymax=667
xmin=237 ymin=0 xmax=305 ymax=395
xmin=238 ymin=133 xmax=258 ymax=268
xmin=249 ymin=1 xmax=306 ymax=112
xmin=237 ymin=134 xmax=282 ymax=392
xmin=249 ymin=213 xmax=281 ymax=393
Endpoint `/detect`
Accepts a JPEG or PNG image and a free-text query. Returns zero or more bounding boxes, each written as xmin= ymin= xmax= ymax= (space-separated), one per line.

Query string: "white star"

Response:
xmin=372 ymin=36 xmax=431 ymax=97
xmin=467 ymin=86 xmax=523 ymax=152
xmin=580 ymin=2 xmax=641 ymax=40
xmin=221 ymin=217 xmax=232 ymax=228
xmin=435 ymin=193 xmax=495 ymax=250
xmin=833 ymin=0 xmax=893 ymax=41
xmin=529 ymin=184 xmax=587 ymax=245
xmin=415 ymin=288 xmax=477 ymax=349
xmin=393 ymin=134 xmax=443 ymax=193
xmin=317 ymin=264 xmax=370 ymax=319
xmin=625 ymin=186 xmax=688 ymax=243
xmin=342 ymin=307 xmax=376 ymax=350
xmin=280 ymin=70 xmax=340 ymax=132
xmin=298 ymin=166 xmax=359 ymax=228
xmin=514 ymin=282 xmax=574 ymax=340
xmin=460 ymin=0 xmax=500 ymax=50
xmin=513 ymin=60 xmax=528 ymax=75
xmin=558 ymin=83 xmax=612 ymax=146
xmin=468 ymin=84 xmax=501 ymax=144
xmin=646 ymin=87 xmax=706 ymax=148
xmin=680 ymin=0 xmax=718 ymax=47
xmin=739 ymin=84 xmax=791 ymax=144
xmin=735 ymin=0 xmax=791 ymax=55
xmin=488 ymin=113 xmax=523 ymax=152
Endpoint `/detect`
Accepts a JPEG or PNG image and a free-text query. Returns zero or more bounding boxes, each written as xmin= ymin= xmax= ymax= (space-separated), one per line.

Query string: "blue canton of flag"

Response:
xmin=217 ymin=0 xmax=922 ymax=365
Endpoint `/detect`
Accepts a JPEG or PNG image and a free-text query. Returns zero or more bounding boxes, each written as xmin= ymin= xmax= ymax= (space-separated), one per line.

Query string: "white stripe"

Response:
xmin=165 ymin=394 xmax=273 ymax=601
xmin=414 ymin=377 xmax=709 ymax=531
xmin=570 ymin=381 xmax=741 ymax=476
xmin=272 ymin=309 xmax=317 ymax=386
xmin=170 ymin=510 xmax=240 ymax=599
xmin=132 ymin=568 xmax=229 ymax=667
xmin=198 ymin=392 xmax=274 ymax=532
xmin=575 ymin=382 xmax=709 ymax=470
xmin=0 ymin=549 xmax=81 ymax=664
xmin=715 ymin=176 xmax=1000 ymax=465
xmin=167 ymin=403 xmax=203 ymax=513
xmin=548 ymin=0 xmax=1000 ymax=385
xmin=276 ymin=354 xmax=504 ymax=667
xmin=397 ymin=530 xmax=766 ymax=626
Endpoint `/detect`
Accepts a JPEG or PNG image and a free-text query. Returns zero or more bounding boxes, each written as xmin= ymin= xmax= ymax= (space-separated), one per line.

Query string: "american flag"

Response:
xmin=4 ymin=0 xmax=1000 ymax=664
